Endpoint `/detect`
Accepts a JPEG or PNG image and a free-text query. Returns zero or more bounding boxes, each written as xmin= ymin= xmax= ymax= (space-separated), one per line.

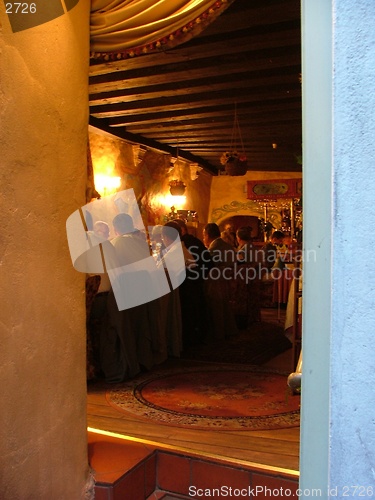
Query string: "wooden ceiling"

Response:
xmin=89 ymin=0 xmax=302 ymax=176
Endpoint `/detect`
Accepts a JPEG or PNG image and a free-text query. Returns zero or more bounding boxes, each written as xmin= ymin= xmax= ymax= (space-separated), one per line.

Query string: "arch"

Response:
xmin=210 ymin=200 xmax=282 ymax=230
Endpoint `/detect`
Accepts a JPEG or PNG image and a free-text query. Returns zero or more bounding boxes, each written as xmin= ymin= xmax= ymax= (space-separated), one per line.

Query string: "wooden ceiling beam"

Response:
xmin=129 ymin=119 xmax=301 ymax=134
xmin=91 ymin=95 xmax=300 ymax=119
xmin=89 ymin=68 xmax=301 ymax=105
xmin=88 ymin=48 xmax=301 ymax=94
xmin=124 ymin=107 xmax=302 ymax=129
xmin=202 ymin=0 xmax=300 ymax=35
xmin=88 ymin=0 xmax=302 ymax=176
xmin=89 ymin=83 xmax=301 ymax=117
xmin=105 ymin=100 xmax=301 ymax=127
xmin=90 ymin=43 xmax=300 ymax=86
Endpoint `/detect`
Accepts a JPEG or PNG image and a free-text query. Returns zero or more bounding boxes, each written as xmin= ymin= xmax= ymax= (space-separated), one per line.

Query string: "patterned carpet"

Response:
xmin=106 ymin=363 xmax=300 ymax=431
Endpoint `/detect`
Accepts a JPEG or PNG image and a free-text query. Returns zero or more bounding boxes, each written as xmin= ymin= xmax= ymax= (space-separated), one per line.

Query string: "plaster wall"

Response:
xmin=330 ymin=0 xmax=375 ymax=487
xmin=0 ymin=1 xmax=92 ymax=498
xmin=88 ymin=129 xmax=212 ymax=228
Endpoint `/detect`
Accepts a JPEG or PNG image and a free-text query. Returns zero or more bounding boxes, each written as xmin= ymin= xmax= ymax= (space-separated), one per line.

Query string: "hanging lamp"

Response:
xmin=169 ymin=143 xmax=186 ymax=195
xmin=220 ymin=104 xmax=248 ymax=176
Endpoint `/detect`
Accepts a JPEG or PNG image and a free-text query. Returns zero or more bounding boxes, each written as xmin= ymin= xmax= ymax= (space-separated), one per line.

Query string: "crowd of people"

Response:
xmin=85 ymin=214 xmax=290 ymax=382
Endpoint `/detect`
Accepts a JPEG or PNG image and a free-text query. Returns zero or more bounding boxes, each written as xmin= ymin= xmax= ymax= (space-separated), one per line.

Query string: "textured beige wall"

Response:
xmin=89 ymin=129 xmax=212 ymax=229
xmin=0 ymin=1 xmax=92 ymax=498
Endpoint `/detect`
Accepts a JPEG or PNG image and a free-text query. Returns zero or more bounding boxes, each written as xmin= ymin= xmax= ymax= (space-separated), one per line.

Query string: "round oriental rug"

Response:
xmin=106 ymin=365 xmax=300 ymax=431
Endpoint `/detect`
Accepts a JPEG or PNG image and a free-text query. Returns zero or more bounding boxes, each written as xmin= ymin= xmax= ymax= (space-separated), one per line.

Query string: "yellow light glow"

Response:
xmin=163 ymin=194 xmax=187 ymax=209
xmin=94 ymin=174 xmax=121 ymax=196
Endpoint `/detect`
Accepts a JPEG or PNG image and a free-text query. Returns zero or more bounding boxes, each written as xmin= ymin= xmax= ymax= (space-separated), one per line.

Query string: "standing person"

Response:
xmin=85 ymin=221 xmax=119 ymax=380
xmin=111 ymin=213 xmax=150 ymax=266
xmin=262 ymin=230 xmax=286 ymax=272
xmin=92 ymin=220 xmax=110 ymax=242
xmin=236 ymin=226 xmax=256 ymax=264
xmin=202 ymin=223 xmax=238 ymax=340
xmin=86 ymin=220 xmax=118 ymax=294
xmin=220 ymin=222 xmax=238 ymax=249
xmin=173 ymin=219 xmax=211 ymax=346
xmin=161 ymin=221 xmax=196 ymax=270
xmin=172 ymin=219 xmax=211 ymax=275
xmin=150 ymin=225 xmax=165 ymax=262
xmin=160 ymin=221 xmax=197 ymax=351
xmin=235 ymin=226 xmax=262 ymax=327
xmin=203 ymin=222 xmax=236 ymax=265
xmin=102 ymin=213 xmax=155 ymax=382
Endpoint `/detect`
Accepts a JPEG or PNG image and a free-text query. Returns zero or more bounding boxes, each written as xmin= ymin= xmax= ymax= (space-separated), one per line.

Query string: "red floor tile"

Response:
xmin=251 ymin=472 xmax=298 ymax=498
xmin=157 ymin=452 xmax=191 ymax=495
xmin=191 ymin=459 xmax=251 ymax=494
xmin=113 ymin=462 xmax=146 ymax=500
xmin=88 ymin=431 xmax=155 ymax=484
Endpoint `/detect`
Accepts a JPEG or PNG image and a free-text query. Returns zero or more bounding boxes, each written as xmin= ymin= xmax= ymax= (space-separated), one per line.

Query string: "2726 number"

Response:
xmin=6 ymin=3 xmax=37 ymax=14
xmin=343 ymin=486 xmax=374 ymax=496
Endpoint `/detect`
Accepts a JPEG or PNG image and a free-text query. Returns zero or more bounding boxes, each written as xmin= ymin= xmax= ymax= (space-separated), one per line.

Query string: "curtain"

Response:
xmin=90 ymin=0 xmax=235 ymax=59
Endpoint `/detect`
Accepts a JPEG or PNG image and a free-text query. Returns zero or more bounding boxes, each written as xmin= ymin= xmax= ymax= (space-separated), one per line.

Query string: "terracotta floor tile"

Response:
xmin=147 ymin=493 xmax=191 ymax=500
xmin=93 ymin=485 xmax=110 ymax=500
xmin=145 ymin=453 xmax=157 ymax=497
xmin=88 ymin=431 xmax=155 ymax=484
xmin=113 ymin=463 xmax=145 ymax=500
xmin=191 ymin=459 xmax=251 ymax=492
xmin=251 ymin=472 xmax=298 ymax=498
xmin=157 ymin=452 xmax=191 ymax=494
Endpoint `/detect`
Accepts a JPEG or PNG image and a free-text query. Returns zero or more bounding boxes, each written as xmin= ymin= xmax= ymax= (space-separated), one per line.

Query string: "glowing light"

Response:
xmin=163 ymin=194 xmax=186 ymax=209
xmin=94 ymin=174 xmax=121 ymax=196
xmin=92 ymin=153 xmax=122 ymax=196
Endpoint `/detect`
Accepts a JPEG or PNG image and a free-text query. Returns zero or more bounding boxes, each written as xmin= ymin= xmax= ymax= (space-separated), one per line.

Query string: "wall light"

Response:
xmin=94 ymin=174 xmax=121 ymax=197
xmin=163 ymin=194 xmax=186 ymax=209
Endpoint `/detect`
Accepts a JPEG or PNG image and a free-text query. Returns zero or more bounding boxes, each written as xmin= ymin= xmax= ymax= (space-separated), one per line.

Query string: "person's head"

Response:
xmin=173 ymin=219 xmax=188 ymax=236
xmin=271 ymin=230 xmax=285 ymax=245
xmin=203 ymin=223 xmax=220 ymax=247
xmin=93 ymin=221 xmax=110 ymax=240
xmin=224 ymin=223 xmax=234 ymax=233
xmin=112 ymin=214 xmax=135 ymax=236
xmin=162 ymin=221 xmax=181 ymax=247
xmin=236 ymin=226 xmax=252 ymax=244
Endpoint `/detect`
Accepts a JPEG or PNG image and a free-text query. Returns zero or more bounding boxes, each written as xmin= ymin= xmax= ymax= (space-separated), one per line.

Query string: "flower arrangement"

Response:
xmin=169 ymin=179 xmax=186 ymax=196
xmin=220 ymin=151 xmax=247 ymax=165
xmin=220 ymin=105 xmax=248 ymax=176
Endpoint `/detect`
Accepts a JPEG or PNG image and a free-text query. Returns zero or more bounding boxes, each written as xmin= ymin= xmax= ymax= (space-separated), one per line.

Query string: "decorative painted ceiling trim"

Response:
xmin=211 ymin=201 xmax=263 ymax=222
xmin=210 ymin=200 xmax=282 ymax=227
xmin=90 ymin=0 xmax=235 ymax=61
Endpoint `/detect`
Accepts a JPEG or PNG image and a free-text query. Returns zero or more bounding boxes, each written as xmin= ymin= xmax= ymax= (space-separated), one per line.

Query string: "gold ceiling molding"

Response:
xmin=211 ymin=200 xmax=283 ymax=228
xmin=211 ymin=200 xmax=265 ymax=223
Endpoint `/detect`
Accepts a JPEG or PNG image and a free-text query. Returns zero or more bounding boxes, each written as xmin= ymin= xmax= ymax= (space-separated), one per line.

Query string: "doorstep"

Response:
xmin=88 ymin=429 xmax=299 ymax=500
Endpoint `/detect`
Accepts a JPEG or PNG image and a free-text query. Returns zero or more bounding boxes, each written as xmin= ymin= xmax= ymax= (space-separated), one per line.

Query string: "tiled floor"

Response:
xmin=89 ymin=429 xmax=299 ymax=499
xmin=147 ymin=494 xmax=189 ymax=500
